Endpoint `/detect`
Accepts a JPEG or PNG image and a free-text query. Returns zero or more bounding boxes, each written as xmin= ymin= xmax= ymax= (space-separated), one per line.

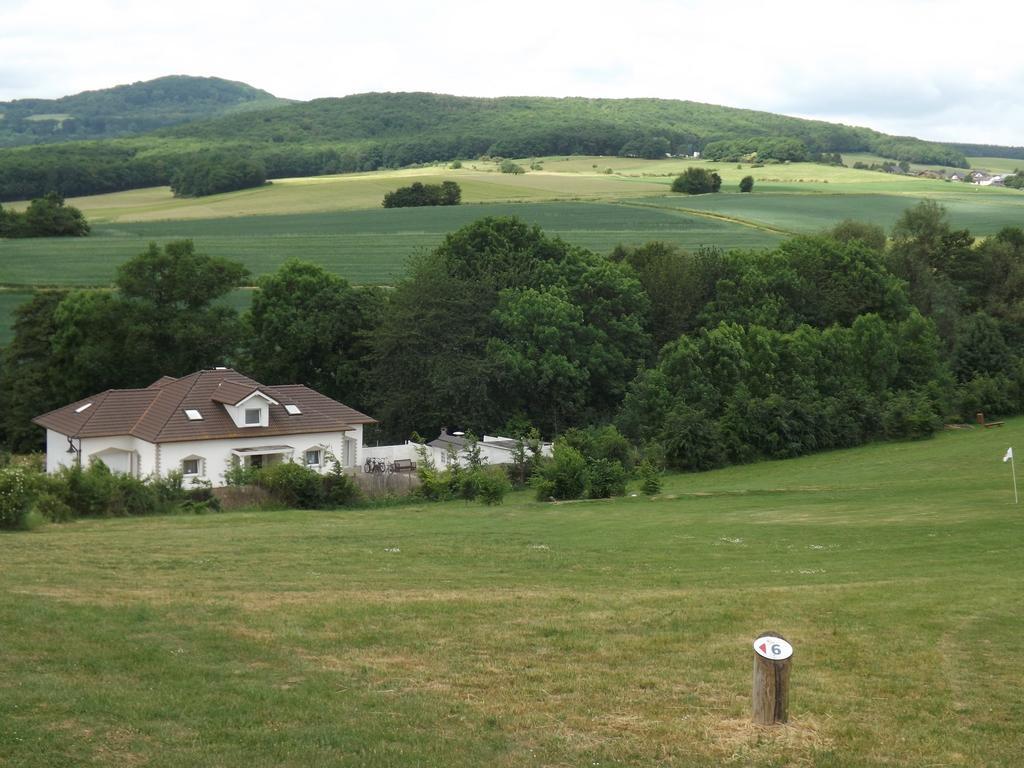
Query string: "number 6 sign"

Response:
xmin=753 ymin=634 xmax=793 ymax=661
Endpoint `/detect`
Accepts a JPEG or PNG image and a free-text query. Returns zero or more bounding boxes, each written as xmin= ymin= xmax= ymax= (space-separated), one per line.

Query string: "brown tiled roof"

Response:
xmin=210 ymin=379 xmax=265 ymax=405
xmin=33 ymin=369 xmax=376 ymax=444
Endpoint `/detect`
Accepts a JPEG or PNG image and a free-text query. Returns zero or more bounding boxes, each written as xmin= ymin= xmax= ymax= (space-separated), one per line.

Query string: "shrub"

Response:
xmin=0 ymin=467 xmax=33 ymax=530
xmin=476 ymin=466 xmax=512 ymax=505
xmin=882 ymin=390 xmax=942 ymax=439
xmin=639 ymin=461 xmax=663 ymax=495
xmin=382 ymin=180 xmax=461 ymax=208
xmin=500 ymin=160 xmax=525 ymax=174
xmin=33 ymin=490 xmax=73 ymax=522
xmin=739 ymin=175 xmax=754 ymax=193
xmin=257 ymin=462 xmax=324 ymax=508
xmin=586 ymin=458 xmax=628 ymax=499
xmin=671 ymin=167 xmax=722 ymax=194
xmin=532 ymin=444 xmax=588 ymax=501
xmin=224 ymin=460 xmax=259 ymax=487
xmin=562 ymin=425 xmax=636 ymax=472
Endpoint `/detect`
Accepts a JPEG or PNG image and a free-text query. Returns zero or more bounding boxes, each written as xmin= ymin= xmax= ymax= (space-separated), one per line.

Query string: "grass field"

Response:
xmin=0 ymin=202 xmax=783 ymax=289
xmin=2 ymin=424 xmax=1022 ymax=767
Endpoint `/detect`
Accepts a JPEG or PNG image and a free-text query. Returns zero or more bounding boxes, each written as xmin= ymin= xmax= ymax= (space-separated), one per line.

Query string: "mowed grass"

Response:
xmin=0 ymin=202 xmax=782 ymax=288
xmin=2 ymin=425 xmax=1023 ymax=767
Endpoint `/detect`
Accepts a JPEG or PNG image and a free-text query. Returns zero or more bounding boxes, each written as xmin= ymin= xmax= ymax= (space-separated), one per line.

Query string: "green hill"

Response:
xmin=0 ymin=75 xmax=290 ymax=148
xmin=2 ymin=90 xmax=1020 ymax=202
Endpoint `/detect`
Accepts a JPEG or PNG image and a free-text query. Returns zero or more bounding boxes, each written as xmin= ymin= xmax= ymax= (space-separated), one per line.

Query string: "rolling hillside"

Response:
xmin=4 ymin=89 xmax=1016 ymax=201
xmin=0 ymin=75 xmax=290 ymax=148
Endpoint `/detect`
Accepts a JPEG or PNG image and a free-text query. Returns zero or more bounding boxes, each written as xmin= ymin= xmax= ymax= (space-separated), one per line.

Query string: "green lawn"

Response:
xmin=0 ymin=202 xmax=782 ymax=289
xmin=2 ymin=424 xmax=1022 ymax=766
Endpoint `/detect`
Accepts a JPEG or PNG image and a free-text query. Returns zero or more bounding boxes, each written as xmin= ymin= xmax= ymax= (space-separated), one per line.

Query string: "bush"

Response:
xmin=882 ymin=390 xmax=942 ymax=439
xmin=739 ymin=175 xmax=754 ymax=193
xmin=0 ymin=467 xmax=33 ymax=530
xmin=671 ymin=167 xmax=722 ymax=194
xmin=33 ymin=490 xmax=73 ymax=522
xmin=586 ymin=458 xmax=628 ymax=498
xmin=639 ymin=461 xmax=662 ymax=495
xmin=257 ymin=462 xmax=324 ymax=508
xmin=224 ymin=461 xmax=259 ymax=487
xmin=382 ymin=180 xmax=461 ymax=208
xmin=500 ymin=160 xmax=525 ymax=174
xmin=476 ymin=466 xmax=512 ymax=505
xmin=532 ymin=444 xmax=588 ymax=501
xmin=562 ymin=425 xmax=636 ymax=472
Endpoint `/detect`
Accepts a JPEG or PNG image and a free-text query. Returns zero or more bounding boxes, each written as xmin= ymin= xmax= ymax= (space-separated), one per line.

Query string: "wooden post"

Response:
xmin=752 ymin=632 xmax=792 ymax=725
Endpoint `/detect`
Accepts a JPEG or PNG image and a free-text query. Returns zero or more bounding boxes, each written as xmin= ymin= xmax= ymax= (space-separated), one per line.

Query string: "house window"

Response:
xmin=245 ymin=408 xmax=261 ymax=425
xmin=182 ymin=458 xmax=200 ymax=475
xmin=305 ymin=449 xmax=321 ymax=466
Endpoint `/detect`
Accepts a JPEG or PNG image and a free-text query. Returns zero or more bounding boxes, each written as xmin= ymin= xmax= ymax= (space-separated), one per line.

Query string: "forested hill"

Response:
xmin=0 ymin=90 xmax=1010 ymax=201
xmin=161 ymin=91 xmax=968 ymax=167
xmin=0 ymin=75 xmax=290 ymax=147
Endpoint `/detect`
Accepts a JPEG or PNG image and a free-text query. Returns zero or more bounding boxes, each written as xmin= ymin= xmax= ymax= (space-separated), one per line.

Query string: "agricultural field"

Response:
xmin=0 ymin=201 xmax=783 ymax=289
xmin=644 ymin=188 xmax=1024 ymax=237
xmin=1 ymin=155 xmax=1022 ymax=338
xmin=2 ymin=422 xmax=1022 ymax=766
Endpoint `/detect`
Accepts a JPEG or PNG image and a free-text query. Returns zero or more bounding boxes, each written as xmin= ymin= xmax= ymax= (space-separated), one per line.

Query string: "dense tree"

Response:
xmin=671 ymin=167 xmax=721 ymax=194
xmin=382 ymin=181 xmax=461 ymax=208
xmin=0 ymin=192 xmax=90 ymax=237
xmin=0 ymin=241 xmax=249 ymax=451
xmin=170 ymin=151 xmax=266 ymax=197
xmin=244 ymin=260 xmax=384 ymax=408
xmin=370 ymin=216 xmax=649 ymax=439
xmin=0 ymin=292 xmax=69 ymax=451
xmin=617 ymin=312 xmax=948 ymax=470
xmin=828 ymin=219 xmax=887 ymax=252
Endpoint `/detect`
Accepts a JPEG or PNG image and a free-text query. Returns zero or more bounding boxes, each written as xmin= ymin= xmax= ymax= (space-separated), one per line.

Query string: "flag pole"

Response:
xmin=1013 ymin=454 xmax=1019 ymax=504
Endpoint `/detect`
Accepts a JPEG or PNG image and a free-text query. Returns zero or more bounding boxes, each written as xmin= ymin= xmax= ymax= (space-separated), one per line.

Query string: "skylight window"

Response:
xmin=184 ymin=409 xmax=203 ymax=421
xmin=284 ymin=404 xmax=302 ymax=415
xmin=75 ymin=402 xmax=92 ymax=413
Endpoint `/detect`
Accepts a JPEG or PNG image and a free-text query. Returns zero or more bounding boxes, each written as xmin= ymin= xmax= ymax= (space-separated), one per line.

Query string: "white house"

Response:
xmin=33 ymin=368 xmax=375 ymax=486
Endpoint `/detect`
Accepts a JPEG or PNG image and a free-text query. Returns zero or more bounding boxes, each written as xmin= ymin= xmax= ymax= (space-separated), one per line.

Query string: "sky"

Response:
xmin=1 ymin=0 xmax=1022 ymax=146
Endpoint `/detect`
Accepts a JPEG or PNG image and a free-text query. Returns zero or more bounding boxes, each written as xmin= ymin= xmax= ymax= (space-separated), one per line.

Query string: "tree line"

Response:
xmin=2 ymin=205 xmax=1023 ymax=480
xmin=0 ymin=193 xmax=89 ymax=237
xmin=0 ymin=91 xmax=976 ymax=200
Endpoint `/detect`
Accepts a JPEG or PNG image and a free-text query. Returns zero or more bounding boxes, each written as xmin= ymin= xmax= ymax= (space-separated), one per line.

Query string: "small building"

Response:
xmin=427 ymin=428 xmax=552 ymax=467
xmin=32 ymin=368 xmax=374 ymax=486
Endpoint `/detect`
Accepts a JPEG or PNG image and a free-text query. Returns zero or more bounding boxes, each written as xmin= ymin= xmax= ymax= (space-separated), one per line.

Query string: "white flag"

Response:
xmin=1004 ymin=447 xmax=1014 ymax=462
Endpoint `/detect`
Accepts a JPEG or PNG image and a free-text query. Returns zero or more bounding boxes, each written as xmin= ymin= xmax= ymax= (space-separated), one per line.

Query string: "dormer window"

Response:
xmin=245 ymin=408 xmax=261 ymax=425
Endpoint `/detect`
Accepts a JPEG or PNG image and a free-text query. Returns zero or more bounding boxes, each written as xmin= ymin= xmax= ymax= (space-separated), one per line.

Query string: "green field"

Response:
xmin=2 ymin=424 xmax=1022 ymax=766
xmin=0 ymin=202 xmax=783 ymax=289
xmin=643 ymin=189 xmax=1024 ymax=237
xmin=1 ymin=156 xmax=1022 ymax=333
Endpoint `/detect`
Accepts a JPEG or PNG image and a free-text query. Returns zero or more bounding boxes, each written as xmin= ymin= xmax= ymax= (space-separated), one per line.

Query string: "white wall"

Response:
xmin=159 ymin=428 xmax=357 ymax=486
xmin=46 ymin=430 xmax=157 ymax=477
xmin=46 ymin=424 xmax=363 ymax=488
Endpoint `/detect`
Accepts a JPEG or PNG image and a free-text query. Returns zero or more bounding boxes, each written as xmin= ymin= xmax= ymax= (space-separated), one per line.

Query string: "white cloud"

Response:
xmin=1 ymin=0 xmax=1022 ymax=145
